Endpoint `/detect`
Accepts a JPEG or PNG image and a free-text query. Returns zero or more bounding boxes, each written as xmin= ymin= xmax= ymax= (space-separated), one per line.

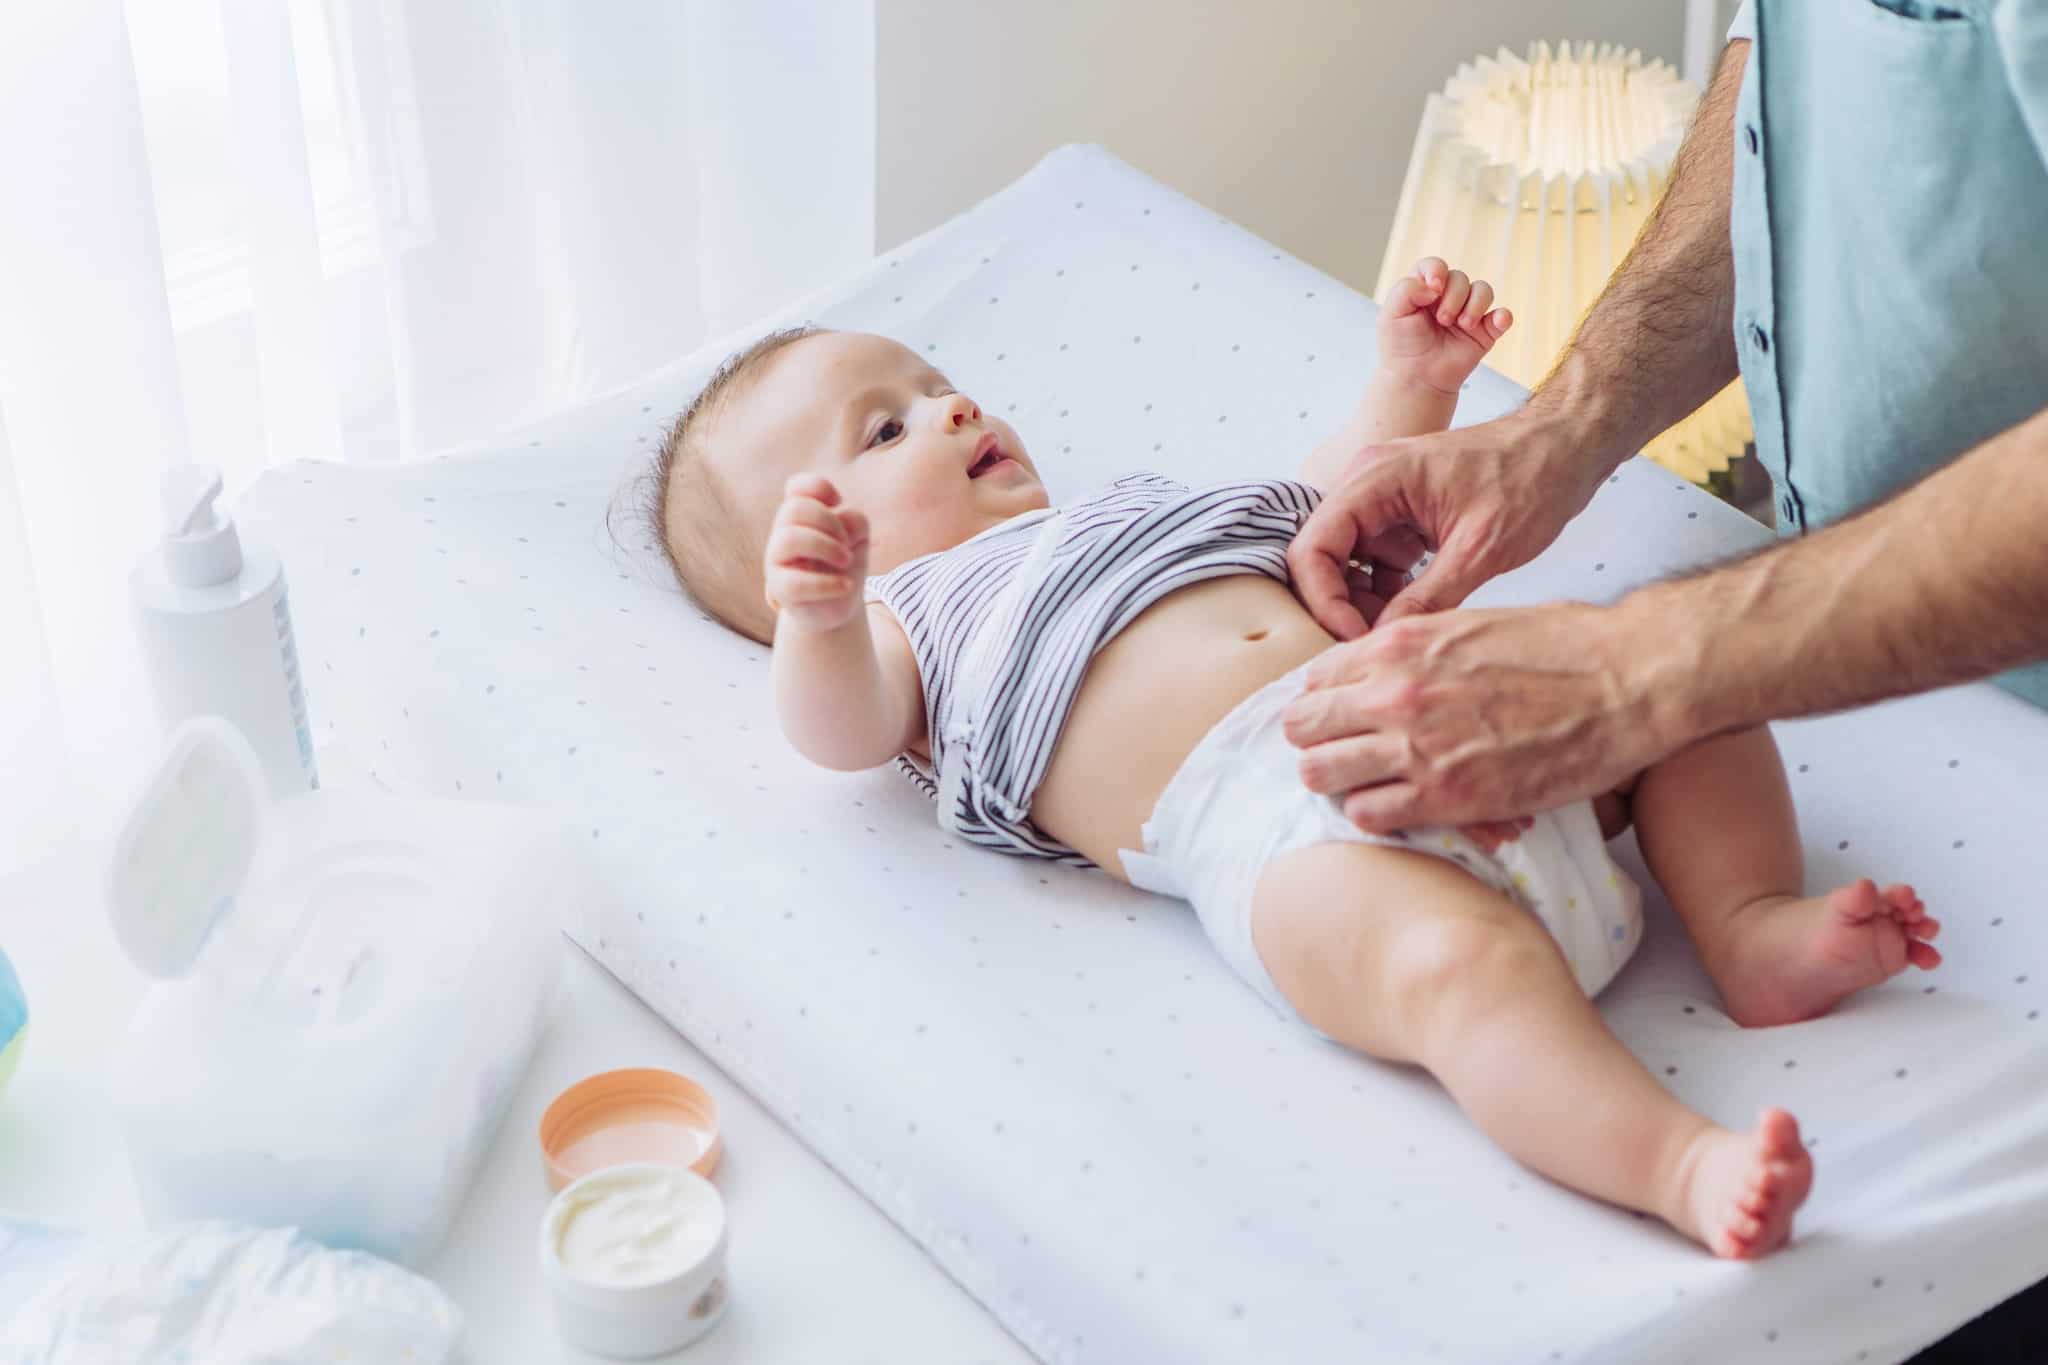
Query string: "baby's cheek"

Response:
xmin=874 ymin=479 xmax=979 ymax=562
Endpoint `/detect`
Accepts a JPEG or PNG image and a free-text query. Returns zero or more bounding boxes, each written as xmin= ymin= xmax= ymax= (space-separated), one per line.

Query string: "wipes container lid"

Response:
xmin=106 ymin=717 xmax=267 ymax=980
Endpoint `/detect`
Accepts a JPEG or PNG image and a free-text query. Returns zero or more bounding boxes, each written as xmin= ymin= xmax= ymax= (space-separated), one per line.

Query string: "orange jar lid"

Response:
xmin=538 ymin=1067 xmax=723 ymax=1192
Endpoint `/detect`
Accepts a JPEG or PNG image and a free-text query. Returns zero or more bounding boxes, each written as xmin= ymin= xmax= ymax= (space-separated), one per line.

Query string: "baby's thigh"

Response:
xmin=1249 ymin=840 xmax=1561 ymax=1062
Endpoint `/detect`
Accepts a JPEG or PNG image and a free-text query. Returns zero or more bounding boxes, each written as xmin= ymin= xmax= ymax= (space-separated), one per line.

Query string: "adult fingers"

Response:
xmin=1375 ymin=528 xmax=1491 ymax=623
xmin=1360 ymin=524 xmax=1428 ymax=573
xmin=1344 ymin=566 xmax=1389 ymax=630
xmin=1341 ymin=783 xmax=1427 ymax=835
xmin=1287 ymin=503 xmax=1373 ymax=640
xmin=1295 ymin=733 xmax=1409 ymax=795
xmin=1286 ymin=654 xmax=1390 ymax=732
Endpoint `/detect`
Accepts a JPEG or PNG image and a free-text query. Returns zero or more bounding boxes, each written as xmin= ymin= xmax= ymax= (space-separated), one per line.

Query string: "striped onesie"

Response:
xmin=864 ymin=471 xmax=1320 ymax=864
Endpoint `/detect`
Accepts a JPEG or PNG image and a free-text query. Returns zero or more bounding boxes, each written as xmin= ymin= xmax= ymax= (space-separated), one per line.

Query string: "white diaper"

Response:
xmin=1119 ymin=661 xmax=1644 ymax=1032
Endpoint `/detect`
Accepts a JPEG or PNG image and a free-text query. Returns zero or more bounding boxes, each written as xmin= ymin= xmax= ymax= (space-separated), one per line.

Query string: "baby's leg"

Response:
xmin=1252 ymin=842 xmax=1810 ymax=1258
xmin=1630 ymin=727 xmax=1942 ymax=1027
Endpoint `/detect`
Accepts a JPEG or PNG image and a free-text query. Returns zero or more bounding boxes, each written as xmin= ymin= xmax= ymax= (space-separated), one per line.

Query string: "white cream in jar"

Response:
xmin=550 ymin=1165 xmax=719 ymax=1287
xmin=540 ymin=1162 xmax=730 ymax=1357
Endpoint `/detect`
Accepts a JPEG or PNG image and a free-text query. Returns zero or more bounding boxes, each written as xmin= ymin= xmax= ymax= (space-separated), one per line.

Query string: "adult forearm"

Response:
xmin=1522 ymin=39 xmax=1749 ymax=475
xmin=1627 ymin=405 xmax=2048 ymax=745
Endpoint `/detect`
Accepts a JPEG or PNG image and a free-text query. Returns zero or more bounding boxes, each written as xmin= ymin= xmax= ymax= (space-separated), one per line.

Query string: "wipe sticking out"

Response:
xmin=105 ymin=717 xmax=577 ymax=1267
xmin=0 ymin=1217 xmax=461 ymax=1365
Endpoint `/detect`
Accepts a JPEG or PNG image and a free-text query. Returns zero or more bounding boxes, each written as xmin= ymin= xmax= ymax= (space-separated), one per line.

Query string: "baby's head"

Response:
xmin=651 ymin=329 xmax=1047 ymax=641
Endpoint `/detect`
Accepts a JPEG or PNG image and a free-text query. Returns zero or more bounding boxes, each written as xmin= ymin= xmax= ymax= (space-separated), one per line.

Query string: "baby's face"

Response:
xmin=713 ymin=331 xmax=1047 ymax=574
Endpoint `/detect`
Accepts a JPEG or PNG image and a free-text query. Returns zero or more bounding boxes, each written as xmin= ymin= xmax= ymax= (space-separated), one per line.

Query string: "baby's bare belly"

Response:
xmin=1030 ymin=575 xmax=1335 ymax=873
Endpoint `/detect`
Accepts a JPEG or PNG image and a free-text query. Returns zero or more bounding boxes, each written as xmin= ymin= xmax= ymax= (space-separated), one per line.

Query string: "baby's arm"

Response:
xmin=1297 ymin=258 xmax=1512 ymax=490
xmin=765 ymin=474 xmax=927 ymax=771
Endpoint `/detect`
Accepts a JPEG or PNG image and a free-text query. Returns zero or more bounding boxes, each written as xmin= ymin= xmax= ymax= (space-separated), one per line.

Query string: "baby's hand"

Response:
xmin=1377 ymin=257 xmax=1513 ymax=397
xmin=764 ymin=473 xmax=870 ymax=633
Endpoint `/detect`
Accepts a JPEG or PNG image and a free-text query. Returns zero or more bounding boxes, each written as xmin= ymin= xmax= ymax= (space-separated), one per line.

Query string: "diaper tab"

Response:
xmin=1118 ymin=834 xmax=1185 ymax=899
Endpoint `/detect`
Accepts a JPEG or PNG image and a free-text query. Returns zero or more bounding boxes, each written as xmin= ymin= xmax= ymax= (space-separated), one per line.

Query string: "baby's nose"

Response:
xmin=945 ymin=395 xmax=982 ymax=427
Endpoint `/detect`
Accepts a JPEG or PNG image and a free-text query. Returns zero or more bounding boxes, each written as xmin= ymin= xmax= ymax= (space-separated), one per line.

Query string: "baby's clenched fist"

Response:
xmin=1377 ymin=256 xmax=1513 ymax=398
xmin=765 ymin=473 xmax=870 ymax=633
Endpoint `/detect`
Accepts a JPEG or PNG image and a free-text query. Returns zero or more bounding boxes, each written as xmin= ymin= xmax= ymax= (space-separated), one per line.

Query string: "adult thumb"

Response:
xmin=1378 ymin=535 xmax=1488 ymax=624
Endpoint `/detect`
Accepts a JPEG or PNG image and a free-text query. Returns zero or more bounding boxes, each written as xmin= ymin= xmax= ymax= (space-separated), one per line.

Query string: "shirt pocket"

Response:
xmin=1852 ymin=0 xmax=1975 ymax=27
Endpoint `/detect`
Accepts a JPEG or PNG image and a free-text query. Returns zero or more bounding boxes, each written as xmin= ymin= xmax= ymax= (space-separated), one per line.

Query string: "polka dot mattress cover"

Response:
xmin=242 ymin=146 xmax=2048 ymax=1365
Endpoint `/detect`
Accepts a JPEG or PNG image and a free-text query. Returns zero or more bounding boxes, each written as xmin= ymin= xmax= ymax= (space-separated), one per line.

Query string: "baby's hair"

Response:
xmin=640 ymin=325 xmax=824 ymax=644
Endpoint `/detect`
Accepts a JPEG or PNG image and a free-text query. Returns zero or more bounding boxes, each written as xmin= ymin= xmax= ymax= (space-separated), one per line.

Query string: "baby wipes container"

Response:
xmin=106 ymin=718 xmax=571 ymax=1267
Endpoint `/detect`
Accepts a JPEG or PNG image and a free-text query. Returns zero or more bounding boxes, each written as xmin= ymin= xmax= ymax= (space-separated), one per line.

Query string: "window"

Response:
xmin=125 ymin=0 xmax=429 ymax=332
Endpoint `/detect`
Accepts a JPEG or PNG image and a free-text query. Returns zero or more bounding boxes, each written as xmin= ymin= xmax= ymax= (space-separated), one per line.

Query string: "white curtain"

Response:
xmin=0 ymin=0 xmax=874 ymax=865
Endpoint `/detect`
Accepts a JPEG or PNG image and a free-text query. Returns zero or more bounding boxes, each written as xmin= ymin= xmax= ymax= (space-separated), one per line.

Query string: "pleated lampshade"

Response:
xmin=1377 ymin=41 xmax=1751 ymax=485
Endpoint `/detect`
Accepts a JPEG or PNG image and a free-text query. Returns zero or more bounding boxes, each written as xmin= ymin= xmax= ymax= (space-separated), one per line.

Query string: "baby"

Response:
xmin=650 ymin=258 xmax=1942 ymax=1259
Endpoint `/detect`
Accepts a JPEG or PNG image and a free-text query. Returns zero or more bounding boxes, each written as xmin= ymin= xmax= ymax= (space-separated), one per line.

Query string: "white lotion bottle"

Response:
xmin=131 ymin=464 xmax=317 ymax=796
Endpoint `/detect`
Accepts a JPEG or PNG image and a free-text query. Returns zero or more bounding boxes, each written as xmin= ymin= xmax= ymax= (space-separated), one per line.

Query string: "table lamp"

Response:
xmin=1378 ymin=41 xmax=1752 ymax=487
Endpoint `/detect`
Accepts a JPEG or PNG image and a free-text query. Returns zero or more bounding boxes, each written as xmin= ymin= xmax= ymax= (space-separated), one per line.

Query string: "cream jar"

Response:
xmin=538 ymin=1162 xmax=729 ymax=1357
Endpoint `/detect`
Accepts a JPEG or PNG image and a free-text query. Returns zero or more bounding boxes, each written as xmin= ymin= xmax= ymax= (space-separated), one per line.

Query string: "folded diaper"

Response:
xmin=0 ymin=1218 xmax=461 ymax=1365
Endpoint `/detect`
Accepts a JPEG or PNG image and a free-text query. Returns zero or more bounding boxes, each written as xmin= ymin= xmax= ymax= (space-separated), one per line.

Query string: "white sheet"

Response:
xmin=242 ymin=145 xmax=2048 ymax=1365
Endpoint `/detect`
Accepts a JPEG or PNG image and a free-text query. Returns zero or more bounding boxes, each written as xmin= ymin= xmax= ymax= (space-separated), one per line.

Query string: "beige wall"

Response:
xmin=878 ymin=0 xmax=1685 ymax=293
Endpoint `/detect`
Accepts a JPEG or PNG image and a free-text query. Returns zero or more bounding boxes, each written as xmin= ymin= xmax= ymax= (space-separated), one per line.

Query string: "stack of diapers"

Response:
xmin=242 ymin=146 xmax=2048 ymax=1364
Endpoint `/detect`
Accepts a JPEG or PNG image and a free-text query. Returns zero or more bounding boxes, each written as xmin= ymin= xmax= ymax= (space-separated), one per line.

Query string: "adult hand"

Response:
xmin=1287 ymin=409 xmax=1606 ymax=638
xmin=1281 ymin=599 xmax=1681 ymax=831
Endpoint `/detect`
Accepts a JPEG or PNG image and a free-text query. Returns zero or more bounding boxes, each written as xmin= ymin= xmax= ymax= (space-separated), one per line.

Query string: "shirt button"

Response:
xmin=1749 ymin=321 xmax=1771 ymax=354
xmin=1744 ymin=124 xmax=1761 ymax=155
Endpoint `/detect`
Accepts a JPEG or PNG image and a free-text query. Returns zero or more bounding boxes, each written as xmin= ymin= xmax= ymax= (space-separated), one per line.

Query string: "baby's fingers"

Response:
xmin=1460 ymin=307 xmax=1513 ymax=346
xmin=778 ymin=492 xmax=853 ymax=542
xmin=1383 ymin=272 xmax=1443 ymax=319
xmin=769 ymin=524 xmax=852 ymax=572
xmin=783 ymin=472 xmax=841 ymax=507
xmin=769 ymin=567 xmax=853 ymax=605
xmin=1435 ymin=270 xmax=1471 ymax=325
xmin=782 ymin=474 xmax=847 ymax=517
xmin=1459 ymin=279 xmax=1494 ymax=330
xmin=837 ymin=506 xmax=871 ymax=553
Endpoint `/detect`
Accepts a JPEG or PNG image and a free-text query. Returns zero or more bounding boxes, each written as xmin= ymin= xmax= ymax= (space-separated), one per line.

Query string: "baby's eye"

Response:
xmin=867 ymin=418 xmax=904 ymax=449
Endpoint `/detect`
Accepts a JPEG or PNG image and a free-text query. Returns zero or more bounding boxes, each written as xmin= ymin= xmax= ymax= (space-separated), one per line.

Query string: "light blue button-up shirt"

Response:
xmin=1725 ymin=0 xmax=2048 ymax=708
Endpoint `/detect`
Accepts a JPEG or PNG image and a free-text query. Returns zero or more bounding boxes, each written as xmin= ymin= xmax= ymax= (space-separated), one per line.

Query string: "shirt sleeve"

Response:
xmin=1726 ymin=1 xmax=1756 ymax=44
xmin=1995 ymin=0 xmax=2048 ymax=170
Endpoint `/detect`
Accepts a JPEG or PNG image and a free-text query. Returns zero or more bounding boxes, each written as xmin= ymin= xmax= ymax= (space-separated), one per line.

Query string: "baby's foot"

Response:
xmin=1716 ymin=879 xmax=1941 ymax=1028
xmin=1677 ymin=1109 xmax=1814 ymax=1259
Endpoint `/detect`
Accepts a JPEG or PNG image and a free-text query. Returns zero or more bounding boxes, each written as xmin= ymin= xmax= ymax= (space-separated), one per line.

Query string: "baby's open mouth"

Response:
xmin=967 ymin=436 xmax=1008 ymax=478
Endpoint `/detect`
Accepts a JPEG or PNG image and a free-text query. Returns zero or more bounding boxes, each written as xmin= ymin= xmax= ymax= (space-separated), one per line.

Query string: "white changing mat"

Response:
xmin=242 ymin=146 xmax=2048 ymax=1365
